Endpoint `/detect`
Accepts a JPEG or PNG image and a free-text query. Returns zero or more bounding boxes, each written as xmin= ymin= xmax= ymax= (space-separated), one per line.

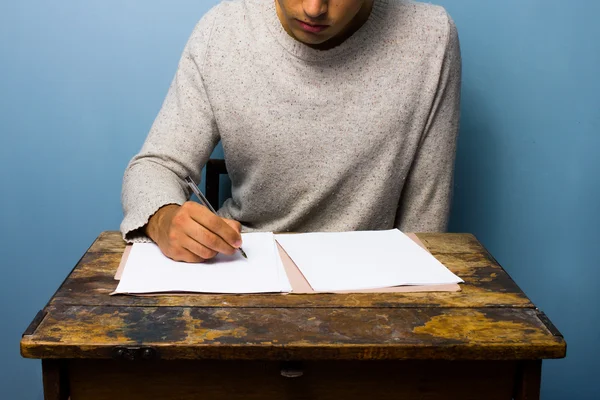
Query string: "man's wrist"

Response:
xmin=145 ymin=204 xmax=179 ymax=242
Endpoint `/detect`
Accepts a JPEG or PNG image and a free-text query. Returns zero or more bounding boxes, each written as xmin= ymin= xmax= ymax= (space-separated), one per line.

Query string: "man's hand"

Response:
xmin=145 ymin=203 xmax=242 ymax=263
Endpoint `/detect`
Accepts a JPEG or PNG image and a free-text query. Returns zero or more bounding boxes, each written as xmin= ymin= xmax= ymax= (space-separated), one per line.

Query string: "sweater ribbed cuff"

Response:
xmin=120 ymin=198 xmax=184 ymax=244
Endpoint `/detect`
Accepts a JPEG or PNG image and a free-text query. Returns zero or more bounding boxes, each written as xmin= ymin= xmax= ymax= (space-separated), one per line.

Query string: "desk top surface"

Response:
xmin=21 ymin=231 xmax=566 ymax=361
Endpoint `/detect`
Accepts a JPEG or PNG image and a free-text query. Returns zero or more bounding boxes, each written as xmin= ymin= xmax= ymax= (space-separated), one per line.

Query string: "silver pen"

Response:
xmin=184 ymin=176 xmax=248 ymax=259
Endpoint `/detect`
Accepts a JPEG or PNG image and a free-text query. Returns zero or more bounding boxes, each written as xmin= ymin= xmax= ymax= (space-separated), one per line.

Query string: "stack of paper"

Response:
xmin=275 ymin=230 xmax=463 ymax=292
xmin=113 ymin=232 xmax=291 ymax=294
xmin=113 ymin=229 xmax=462 ymax=295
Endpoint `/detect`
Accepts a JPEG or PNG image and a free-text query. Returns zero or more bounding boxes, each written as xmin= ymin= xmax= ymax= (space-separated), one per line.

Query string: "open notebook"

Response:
xmin=112 ymin=230 xmax=463 ymax=295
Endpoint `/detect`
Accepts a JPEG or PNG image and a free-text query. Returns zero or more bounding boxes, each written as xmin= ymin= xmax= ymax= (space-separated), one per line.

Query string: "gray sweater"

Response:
xmin=121 ymin=0 xmax=461 ymax=242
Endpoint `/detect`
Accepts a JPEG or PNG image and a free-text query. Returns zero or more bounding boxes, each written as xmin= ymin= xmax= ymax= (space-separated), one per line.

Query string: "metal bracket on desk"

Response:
xmin=112 ymin=346 xmax=159 ymax=361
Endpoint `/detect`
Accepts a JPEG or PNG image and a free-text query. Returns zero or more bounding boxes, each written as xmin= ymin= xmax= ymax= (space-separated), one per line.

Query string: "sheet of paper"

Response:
xmin=275 ymin=229 xmax=463 ymax=292
xmin=113 ymin=232 xmax=289 ymax=294
xmin=275 ymin=242 xmax=460 ymax=294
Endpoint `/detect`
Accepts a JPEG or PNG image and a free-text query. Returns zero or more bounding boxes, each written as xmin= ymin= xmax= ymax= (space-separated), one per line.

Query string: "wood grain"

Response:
xmin=22 ymin=305 xmax=565 ymax=360
xmin=22 ymin=231 xmax=566 ymax=400
xmin=87 ymin=231 xmax=485 ymax=254
xmin=86 ymin=231 xmax=128 ymax=253
xmin=49 ymin=232 xmax=532 ymax=309
xmin=68 ymin=359 xmax=517 ymax=400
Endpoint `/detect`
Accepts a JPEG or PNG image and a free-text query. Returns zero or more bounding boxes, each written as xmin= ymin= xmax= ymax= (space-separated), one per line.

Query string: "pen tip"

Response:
xmin=240 ymin=249 xmax=248 ymax=259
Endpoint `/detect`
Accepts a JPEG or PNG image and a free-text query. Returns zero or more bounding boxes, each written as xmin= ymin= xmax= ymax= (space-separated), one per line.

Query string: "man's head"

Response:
xmin=275 ymin=0 xmax=374 ymax=50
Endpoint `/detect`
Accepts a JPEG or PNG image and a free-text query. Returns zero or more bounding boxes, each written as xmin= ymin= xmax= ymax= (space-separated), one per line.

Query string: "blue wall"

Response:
xmin=0 ymin=1 xmax=597 ymax=398
xmin=438 ymin=1 xmax=600 ymax=399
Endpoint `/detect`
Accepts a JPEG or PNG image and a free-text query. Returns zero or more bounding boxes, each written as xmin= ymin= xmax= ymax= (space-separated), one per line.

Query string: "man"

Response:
xmin=121 ymin=0 xmax=461 ymax=263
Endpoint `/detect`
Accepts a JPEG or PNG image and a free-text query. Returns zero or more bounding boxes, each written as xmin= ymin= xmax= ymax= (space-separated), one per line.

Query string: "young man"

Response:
xmin=121 ymin=0 xmax=461 ymax=263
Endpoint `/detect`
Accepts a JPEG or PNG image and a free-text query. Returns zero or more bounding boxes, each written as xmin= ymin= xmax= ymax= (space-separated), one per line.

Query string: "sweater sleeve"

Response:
xmin=120 ymin=9 xmax=221 ymax=243
xmin=395 ymin=16 xmax=462 ymax=233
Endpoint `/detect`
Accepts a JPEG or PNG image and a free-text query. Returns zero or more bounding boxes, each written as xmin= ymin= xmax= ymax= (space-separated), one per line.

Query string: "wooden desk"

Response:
xmin=21 ymin=232 xmax=565 ymax=400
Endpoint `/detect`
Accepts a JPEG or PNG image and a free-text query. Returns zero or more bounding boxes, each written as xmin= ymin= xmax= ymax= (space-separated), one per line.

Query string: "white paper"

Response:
xmin=114 ymin=232 xmax=289 ymax=294
xmin=275 ymin=229 xmax=463 ymax=292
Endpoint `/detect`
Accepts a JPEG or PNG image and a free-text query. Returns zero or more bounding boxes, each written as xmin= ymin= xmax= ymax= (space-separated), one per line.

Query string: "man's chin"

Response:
xmin=291 ymin=30 xmax=333 ymax=46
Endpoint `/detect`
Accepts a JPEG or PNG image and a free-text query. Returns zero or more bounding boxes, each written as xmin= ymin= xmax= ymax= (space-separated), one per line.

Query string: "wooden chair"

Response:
xmin=205 ymin=159 xmax=228 ymax=209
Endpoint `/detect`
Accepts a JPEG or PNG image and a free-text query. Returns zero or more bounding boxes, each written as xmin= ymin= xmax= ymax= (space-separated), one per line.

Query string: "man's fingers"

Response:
xmin=182 ymin=222 xmax=237 ymax=256
xmin=183 ymin=202 xmax=242 ymax=247
xmin=179 ymin=235 xmax=218 ymax=260
xmin=223 ymin=218 xmax=242 ymax=234
xmin=165 ymin=245 xmax=206 ymax=263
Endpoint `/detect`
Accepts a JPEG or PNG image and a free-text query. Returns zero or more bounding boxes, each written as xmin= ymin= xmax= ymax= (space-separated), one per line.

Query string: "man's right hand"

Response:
xmin=145 ymin=203 xmax=243 ymax=263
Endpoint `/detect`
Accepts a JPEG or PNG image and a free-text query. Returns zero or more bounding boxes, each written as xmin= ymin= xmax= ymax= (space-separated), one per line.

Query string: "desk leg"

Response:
xmin=42 ymin=360 xmax=70 ymax=400
xmin=513 ymin=360 xmax=542 ymax=400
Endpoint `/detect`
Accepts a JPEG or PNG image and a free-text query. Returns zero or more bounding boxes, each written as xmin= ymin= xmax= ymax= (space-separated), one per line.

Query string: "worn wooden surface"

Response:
xmin=67 ymin=359 xmax=517 ymax=400
xmin=21 ymin=231 xmax=566 ymax=362
xmin=22 ymin=305 xmax=564 ymax=360
xmin=51 ymin=231 xmax=532 ymax=308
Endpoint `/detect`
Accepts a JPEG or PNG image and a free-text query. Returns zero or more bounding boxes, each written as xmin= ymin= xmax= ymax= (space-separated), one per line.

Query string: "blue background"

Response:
xmin=1 ymin=0 xmax=598 ymax=398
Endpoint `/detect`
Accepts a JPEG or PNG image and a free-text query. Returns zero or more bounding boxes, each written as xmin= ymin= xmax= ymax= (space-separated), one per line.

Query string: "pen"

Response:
xmin=184 ymin=176 xmax=248 ymax=259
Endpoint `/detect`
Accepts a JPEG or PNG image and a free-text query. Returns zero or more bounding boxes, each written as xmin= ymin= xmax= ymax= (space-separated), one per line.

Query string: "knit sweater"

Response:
xmin=121 ymin=0 xmax=461 ymax=242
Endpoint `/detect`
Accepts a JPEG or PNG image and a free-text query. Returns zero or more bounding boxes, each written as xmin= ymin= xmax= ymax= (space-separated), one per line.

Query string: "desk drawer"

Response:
xmin=68 ymin=359 xmax=516 ymax=400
